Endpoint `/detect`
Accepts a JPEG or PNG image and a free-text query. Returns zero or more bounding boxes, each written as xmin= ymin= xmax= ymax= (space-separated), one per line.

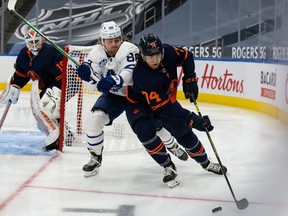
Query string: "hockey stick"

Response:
xmin=7 ymin=0 xmax=101 ymax=81
xmin=189 ymin=94 xmax=249 ymax=210
xmin=0 ymin=100 xmax=12 ymax=130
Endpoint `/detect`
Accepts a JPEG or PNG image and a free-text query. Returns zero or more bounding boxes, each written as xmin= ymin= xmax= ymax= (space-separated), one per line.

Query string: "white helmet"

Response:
xmin=24 ymin=28 xmax=44 ymax=55
xmin=100 ymin=21 xmax=122 ymax=39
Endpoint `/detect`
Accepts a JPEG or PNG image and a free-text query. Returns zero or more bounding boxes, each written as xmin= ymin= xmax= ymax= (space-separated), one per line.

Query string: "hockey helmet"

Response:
xmin=100 ymin=21 xmax=122 ymax=39
xmin=139 ymin=33 xmax=163 ymax=56
xmin=24 ymin=28 xmax=44 ymax=55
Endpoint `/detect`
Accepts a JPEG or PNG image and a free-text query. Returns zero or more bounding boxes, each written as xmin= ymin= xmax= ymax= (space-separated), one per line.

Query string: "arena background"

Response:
xmin=0 ymin=0 xmax=287 ymax=124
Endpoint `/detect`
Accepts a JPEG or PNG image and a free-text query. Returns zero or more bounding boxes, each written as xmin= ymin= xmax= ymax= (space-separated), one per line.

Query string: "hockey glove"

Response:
xmin=0 ymin=84 xmax=20 ymax=104
xmin=186 ymin=112 xmax=214 ymax=132
xmin=77 ymin=62 xmax=92 ymax=82
xmin=97 ymin=75 xmax=123 ymax=94
xmin=182 ymin=73 xmax=199 ymax=101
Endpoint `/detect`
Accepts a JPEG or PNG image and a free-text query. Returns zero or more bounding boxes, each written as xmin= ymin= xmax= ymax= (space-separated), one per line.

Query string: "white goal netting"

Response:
xmin=59 ymin=45 xmax=142 ymax=153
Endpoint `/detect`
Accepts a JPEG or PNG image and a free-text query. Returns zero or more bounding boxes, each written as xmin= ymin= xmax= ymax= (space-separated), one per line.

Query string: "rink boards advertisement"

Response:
xmin=187 ymin=59 xmax=288 ymax=114
xmin=0 ymin=55 xmax=287 ymax=119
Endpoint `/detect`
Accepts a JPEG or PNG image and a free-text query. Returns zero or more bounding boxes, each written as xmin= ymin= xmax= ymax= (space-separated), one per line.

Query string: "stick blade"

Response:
xmin=8 ymin=0 xmax=17 ymax=11
xmin=236 ymin=198 xmax=249 ymax=210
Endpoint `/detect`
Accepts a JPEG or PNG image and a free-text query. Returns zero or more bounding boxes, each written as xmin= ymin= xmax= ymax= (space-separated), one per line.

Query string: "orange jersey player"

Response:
xmin=126 ymin=33 xmax=227 ymax=188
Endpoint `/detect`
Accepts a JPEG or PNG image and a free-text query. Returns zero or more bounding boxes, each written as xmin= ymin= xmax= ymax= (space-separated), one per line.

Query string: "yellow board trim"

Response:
xmin=0 ymin=83 xmax=32 ymax=91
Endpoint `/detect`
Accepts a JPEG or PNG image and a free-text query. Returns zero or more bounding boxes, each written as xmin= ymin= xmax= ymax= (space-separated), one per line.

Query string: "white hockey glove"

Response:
xmin=0 ymin=84 xmax=20 ymax=104
xmin=40 ymin=87 xmax=61 ymax=119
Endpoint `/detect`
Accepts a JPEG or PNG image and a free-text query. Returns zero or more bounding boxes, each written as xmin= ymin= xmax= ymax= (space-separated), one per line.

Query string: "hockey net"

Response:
xmin=59 ymin=45 xmax=142 ymax=153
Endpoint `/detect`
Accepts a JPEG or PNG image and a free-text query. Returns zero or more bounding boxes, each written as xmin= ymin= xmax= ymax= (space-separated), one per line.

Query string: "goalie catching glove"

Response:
xmin=186 ymin=112 xmax=214 ymax=132
xmin=0 ymin=83 xmax=20 ymax=104
xmin=40 ymin=86 xmax=61 ymax=119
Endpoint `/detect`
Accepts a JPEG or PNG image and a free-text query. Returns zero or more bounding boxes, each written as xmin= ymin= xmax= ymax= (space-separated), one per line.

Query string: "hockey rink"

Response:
xmin=0 ymin=93 xmax=288 ymax=216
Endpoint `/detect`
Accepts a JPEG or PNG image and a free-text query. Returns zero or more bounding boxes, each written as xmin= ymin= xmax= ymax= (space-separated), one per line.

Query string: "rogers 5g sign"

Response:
xmin=231 ymin=47 xmax=266 ymax=60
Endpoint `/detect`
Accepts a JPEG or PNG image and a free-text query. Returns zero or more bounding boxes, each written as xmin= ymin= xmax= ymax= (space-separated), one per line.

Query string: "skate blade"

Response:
xmin=84 ymin=168 xmax=100 ymax=178
xmin=167 ymin=179 xmax=180 ymax=188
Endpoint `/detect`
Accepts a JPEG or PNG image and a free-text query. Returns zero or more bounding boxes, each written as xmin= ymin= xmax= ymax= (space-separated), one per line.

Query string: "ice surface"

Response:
xmin=0 ymin=93 xmax=287 ymax=216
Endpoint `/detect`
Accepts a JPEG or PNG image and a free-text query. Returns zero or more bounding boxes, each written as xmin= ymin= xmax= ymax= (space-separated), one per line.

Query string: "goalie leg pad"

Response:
xmin=85 ymin=110 xmax=109 ymax=155
xmin=31 ymin=80 xmax=59 ymax=149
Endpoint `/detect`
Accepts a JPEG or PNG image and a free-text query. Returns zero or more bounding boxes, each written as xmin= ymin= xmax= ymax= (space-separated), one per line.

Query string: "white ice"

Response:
xmin=0 ymin=92 xmax=288 ymax=216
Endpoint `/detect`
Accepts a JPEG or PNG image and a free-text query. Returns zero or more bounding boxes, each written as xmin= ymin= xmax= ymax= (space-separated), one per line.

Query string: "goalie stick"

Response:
xmin=0 ymin=100 xmax=12 ymax=131
xmin=189 ymin=94 xmax=249 ymax=210
xmin=7 ymin=0 xmax=101 ymax=81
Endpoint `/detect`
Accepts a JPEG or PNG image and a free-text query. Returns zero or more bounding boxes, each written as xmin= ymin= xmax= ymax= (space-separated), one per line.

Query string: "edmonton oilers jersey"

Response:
xmin=12 ymin=43 xmax=63 ymax=90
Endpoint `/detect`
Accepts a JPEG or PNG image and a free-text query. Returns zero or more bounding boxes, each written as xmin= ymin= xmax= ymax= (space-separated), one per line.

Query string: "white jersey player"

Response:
xmin=77 ymin=21 xmax=188 ymax=178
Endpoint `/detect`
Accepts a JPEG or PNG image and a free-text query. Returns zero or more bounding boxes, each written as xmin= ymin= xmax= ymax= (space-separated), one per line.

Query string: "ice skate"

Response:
xmin=163 ymin=162 xmax=180 ymax=188
xmin=203 ymin=161 xmax=227 ymax=175
xmin=83 ymin=148 xmax=102 ymax=178
xmin=167 ymin=143 xmax=188 ymax=161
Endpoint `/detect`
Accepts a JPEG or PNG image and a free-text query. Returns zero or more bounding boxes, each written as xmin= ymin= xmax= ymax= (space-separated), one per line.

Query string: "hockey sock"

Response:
xmin=134 ymin=118 xmax=171 ymax=167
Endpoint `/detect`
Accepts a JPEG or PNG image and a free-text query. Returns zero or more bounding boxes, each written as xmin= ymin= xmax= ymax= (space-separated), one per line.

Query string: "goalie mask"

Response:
xmin=25 ymin=29 xmax=44 ymax=56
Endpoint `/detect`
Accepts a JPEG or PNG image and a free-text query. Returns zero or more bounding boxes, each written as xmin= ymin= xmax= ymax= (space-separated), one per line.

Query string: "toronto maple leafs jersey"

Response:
xmin=87 ymin=41 xmax=139 ymax=97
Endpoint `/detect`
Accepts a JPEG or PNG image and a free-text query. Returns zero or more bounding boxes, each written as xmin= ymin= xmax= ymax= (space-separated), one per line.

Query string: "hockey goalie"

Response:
xmin=0 ymin=28 xmax=69 ymax=151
